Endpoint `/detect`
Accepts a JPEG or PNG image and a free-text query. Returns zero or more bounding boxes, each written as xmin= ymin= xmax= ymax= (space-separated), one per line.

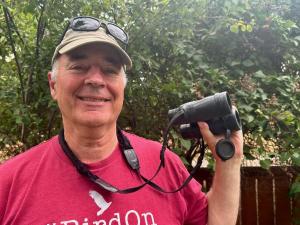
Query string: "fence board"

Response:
xmin=241 ymin=175 xmax=257 ymax=225
xmin=193 ymin=166 xmax=300 ymax=225
xmin=272 ymin=167 xmax=292 ymax=225
xmin=257 ymin=169 xmax=274 ymax=225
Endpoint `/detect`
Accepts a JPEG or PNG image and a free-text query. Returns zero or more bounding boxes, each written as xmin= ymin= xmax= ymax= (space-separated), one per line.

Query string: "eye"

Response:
xmin=69 ymin=64 xmax=90 ymax=73
xmin=102 ymin=66 xmax=120 ymax=75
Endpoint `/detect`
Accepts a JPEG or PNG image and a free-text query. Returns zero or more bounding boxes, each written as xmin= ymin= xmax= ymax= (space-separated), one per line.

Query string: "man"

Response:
xmin=0 ymin=16 xmax=243 ymax=225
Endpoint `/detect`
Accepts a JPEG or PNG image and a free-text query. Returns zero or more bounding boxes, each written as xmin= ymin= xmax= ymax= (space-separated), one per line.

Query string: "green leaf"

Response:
xmin=245 ymin=115 xmax=254 ymax=123
xmin=254 ymin=70 xmax=266 ymax=78
xmin=199 ymin=63 xmax=209 ymax=70
xmin=242 ymin=59 xmax=255 ymax=67
xmin=260 ymin=159 xmax=272 ymax=169
xmin=244 ymin=152 xmax=256 ymax=160
xmin=0 ymin=1 xmax=10 ymax=8
xmin=289 ymin=181 xmax=300 ymax=196
xmin=230 ymin=24 xmax=239 ymax=33
xmin=246 ymin=24 xmax=253 ymax=32
xmin=240 ymin=105 xmax=253 ymax=112
xmin=277 ymin=111 xmax=295 ymax=125
xmin=15 ymin=116 xmax=22 ymax=125
xmin=230 ymin=60 xmax=241 ymax=66
xmin=292 ymin=151 xmax=300 ymax=166
xmin=240 ymin=24 xmax=246 ymax=32
xmin=181 ymin=139 xmax=191 ymax=150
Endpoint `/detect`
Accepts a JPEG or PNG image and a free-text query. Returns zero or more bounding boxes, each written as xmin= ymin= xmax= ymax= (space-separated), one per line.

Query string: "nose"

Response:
xmin=84 ymin=67 xmax=106 ymax=88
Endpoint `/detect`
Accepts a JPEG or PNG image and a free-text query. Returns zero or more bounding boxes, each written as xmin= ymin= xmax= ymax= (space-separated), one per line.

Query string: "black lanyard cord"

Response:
xmin=58 ymin=110 xmax=205 ymax=194
xmin=139 ymin=139 xmax=205 ymax=193
xmin=59 ymin=129 xmax=151 ymax=193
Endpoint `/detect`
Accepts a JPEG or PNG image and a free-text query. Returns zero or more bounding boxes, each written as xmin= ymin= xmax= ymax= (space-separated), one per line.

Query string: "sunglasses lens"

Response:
xmin=107 ymin=24 xmax=128 ymax=44
xmin=72 ymin=17 xmax=99 ymax=30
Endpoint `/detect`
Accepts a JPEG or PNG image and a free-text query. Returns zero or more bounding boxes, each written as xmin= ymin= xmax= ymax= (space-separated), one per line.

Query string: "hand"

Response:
xmin=201 ymin=120 xmax=243 ymax=225
xmin=197 ymin=121 xmax=243 ymax=163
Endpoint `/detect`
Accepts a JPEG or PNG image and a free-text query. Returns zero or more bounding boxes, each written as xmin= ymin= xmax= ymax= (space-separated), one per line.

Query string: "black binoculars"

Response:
xmin=168 ymin=92 xmax=242 ymax=160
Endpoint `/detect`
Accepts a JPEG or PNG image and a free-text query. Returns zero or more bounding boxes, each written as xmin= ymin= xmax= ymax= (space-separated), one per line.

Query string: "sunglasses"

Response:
xmin=60 ymin=16 xmax=129 ymax=45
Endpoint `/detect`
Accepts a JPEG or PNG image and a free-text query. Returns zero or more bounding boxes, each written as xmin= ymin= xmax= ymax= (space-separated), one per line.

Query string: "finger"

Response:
xmin=197 ymin=122 xmax=211 ymax=138
xmin=197 ymin=121 xmax=218 ymax=148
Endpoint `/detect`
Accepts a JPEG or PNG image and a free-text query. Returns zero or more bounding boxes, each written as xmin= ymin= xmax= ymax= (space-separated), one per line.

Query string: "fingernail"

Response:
xmin=198 ymin=122 xmax=205 ymax=128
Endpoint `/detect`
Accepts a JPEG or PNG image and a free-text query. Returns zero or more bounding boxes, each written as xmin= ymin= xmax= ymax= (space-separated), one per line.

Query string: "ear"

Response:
xmin=48 ymin=71 xmax=57 ymax=100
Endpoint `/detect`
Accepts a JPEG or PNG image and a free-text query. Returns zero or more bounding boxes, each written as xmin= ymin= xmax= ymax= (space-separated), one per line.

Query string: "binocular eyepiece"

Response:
xmin=168 ymin=92 xmax=242 ymax=160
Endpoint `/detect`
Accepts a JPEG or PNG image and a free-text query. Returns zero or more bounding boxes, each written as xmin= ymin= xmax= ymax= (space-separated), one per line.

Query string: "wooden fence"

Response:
xmin=194 ymin=166 xmax=300 ymax=225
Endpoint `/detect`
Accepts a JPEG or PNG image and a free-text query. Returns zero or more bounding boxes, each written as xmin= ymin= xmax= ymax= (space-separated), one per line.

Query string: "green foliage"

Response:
xmin=290 ymin=179 xmax=300 ymax=196
xmin=180 ymin=0 xmax=300 ymax=166
xmin=0 ymin=0 xmax=299 ymax=171
xmin=290 ymin=176 xmax=300 ymax=224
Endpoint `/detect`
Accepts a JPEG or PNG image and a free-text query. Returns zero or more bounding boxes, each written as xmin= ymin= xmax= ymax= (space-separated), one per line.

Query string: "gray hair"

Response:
xmin=50 ymin=59 xmax=59 ymax=81
xmin=50 ymin=58 xmax=128 ymax=86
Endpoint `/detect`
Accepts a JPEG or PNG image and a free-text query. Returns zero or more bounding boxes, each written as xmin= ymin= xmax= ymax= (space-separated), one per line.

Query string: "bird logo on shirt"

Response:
xmin=89 ymin=190 xmax=112 ymax=216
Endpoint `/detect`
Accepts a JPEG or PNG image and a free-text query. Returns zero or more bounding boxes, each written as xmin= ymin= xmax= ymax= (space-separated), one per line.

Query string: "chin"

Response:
xmin=69 ymin=110 xmax=120 ymax=128
xmin=78 ymin=116 xmax=116 ymax=128
xmin=80 ymin=120 xmax=108 ymax=127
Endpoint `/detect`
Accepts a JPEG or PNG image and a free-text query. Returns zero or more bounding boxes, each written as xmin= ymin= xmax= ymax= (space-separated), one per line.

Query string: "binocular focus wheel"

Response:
xmin=216 ymin=139 xmax=235 ymax=161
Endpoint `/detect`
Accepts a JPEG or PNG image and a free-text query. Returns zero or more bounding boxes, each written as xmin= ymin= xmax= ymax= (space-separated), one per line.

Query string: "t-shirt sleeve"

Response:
xmin=182 ymin=176 xmax=208 ymax=225
xmin=175 ymin=154 xmax=208 ymax=225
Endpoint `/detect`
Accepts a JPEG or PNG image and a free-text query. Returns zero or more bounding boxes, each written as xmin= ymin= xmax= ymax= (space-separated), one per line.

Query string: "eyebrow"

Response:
xmin=105 ymin=56 xmax=122 ymax=65
xmin=67 ymin=52 xmax=122 ymax=66
xmin=68 ymin=53 xmax=87 ymax=61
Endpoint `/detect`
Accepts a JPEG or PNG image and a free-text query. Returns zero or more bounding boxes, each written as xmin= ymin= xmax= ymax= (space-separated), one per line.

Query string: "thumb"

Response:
xmin=198 ymin=121 xmax=213 ymax=138
xmin=197 ymin=121 xmax=226 ymax=155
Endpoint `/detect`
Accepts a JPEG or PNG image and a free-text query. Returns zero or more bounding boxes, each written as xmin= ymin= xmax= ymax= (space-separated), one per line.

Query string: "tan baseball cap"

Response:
xmin=51 ymin=28 xmax=132 ymax=69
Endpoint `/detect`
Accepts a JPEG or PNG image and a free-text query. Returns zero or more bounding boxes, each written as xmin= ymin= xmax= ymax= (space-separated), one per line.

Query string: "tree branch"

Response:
xmin=2 ymin=1 xmax=25 ymax=104
xmin=47 ymin=108 xmax=58 ymax=139
xmin=6 ymin=8 xmax=25 ymax=46
xmin=25 ymin=0 xmax=47 ymax=104
xmin=109 ymin=0 xmax=118 ymax=24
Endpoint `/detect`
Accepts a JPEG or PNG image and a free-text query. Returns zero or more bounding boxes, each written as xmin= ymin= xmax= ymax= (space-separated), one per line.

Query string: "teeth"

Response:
xmin=80 ymin=97 xmax=109 ymax=102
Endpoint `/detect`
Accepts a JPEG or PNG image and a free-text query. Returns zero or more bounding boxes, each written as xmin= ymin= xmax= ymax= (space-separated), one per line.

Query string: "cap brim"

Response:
xmin=58 ymin=38 xmax=132 ymax=69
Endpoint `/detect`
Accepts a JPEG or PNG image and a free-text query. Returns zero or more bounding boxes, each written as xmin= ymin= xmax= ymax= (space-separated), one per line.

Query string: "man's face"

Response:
xmin=48 ymin=43 xmax=126 ymax=129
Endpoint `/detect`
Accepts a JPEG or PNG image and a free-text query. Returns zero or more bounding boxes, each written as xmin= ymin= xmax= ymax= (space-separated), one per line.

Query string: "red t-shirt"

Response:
xmin=0 ymin=132 xmax=207 ymax=225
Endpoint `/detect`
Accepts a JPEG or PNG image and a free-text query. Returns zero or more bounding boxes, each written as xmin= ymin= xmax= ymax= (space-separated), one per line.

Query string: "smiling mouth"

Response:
xmin=78 ymin=96 xmax=110 ymax=102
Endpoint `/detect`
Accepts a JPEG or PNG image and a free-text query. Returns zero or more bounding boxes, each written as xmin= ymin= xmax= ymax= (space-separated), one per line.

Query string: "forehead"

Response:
xmin=62 ymin=43 xmax=123 ymax=65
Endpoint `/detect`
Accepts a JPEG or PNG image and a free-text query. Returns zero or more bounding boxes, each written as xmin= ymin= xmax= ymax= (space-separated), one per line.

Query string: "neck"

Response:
xmin=63 ymin=123 xmax=118 ymax=163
